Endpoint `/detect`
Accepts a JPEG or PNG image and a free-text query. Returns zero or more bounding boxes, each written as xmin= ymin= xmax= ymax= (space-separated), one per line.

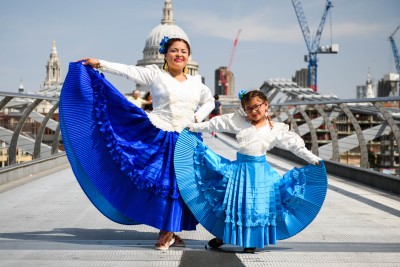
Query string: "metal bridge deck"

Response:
xmin=0 ymin=133 xmax=399 ymax=266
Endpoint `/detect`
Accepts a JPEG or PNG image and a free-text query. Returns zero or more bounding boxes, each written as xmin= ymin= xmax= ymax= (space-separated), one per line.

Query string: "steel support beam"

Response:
xmin=297 ymin=105 xmax=319 ymax=155
xmin=315 ymin=104 xmax=339 ymax=161
xmin=374 ymin=102 xmax=400 ymax=173
xmin=338 ymin=103 xmax=369 ymax=168
xmin=33 ymin=102 xmax=59 ymax=159
xmin=8 ymin=99 xmax=43 ymax=165
xmin=282 ymin=107 xmax=300 ymax=135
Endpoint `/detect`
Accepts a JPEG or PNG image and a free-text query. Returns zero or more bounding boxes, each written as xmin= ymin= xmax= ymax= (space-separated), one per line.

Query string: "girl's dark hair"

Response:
xmin=240 ymin=90 xmax=268 ymax=109
xmin=214 ymin=94 xmax=219 ymax=100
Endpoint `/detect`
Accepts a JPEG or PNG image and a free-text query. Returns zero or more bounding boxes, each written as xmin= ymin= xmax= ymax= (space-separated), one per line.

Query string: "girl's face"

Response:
xmin=165 ymin=41 xmax=189 ymax=72
xmin=244 ymin=96 xmax=268 ymax=123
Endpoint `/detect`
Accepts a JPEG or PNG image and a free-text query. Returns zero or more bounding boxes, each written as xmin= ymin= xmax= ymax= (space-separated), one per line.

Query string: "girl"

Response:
xmin=59 ymin=37 xmax=214 ymax=250
xmin=174 ymin=90 xmax=327 ymax=253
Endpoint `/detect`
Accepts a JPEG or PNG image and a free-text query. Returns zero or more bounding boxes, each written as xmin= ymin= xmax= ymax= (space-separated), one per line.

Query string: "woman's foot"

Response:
xmin=155 ymin=231 xmax=175 ymax=250
xmin=208 ymin=238 xmax=224 ymax=248
xmin=172 ymin=234 xmax=185 ymax=247
xmin=243 ymin=247 xmax=256 ymax=253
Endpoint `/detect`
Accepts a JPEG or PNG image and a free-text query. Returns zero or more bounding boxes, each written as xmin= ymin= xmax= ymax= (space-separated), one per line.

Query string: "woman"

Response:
xmin=59 ymin=37 xmax=214 ymax=250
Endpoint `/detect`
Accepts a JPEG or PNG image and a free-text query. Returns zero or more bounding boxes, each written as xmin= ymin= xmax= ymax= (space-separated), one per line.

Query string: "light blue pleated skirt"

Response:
xmin=174 ymin=129 xmax=327 ymax=248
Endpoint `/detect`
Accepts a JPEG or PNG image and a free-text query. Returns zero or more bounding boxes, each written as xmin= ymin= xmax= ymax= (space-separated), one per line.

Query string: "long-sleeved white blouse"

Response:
xmin=189 ymin=111 xmax=321 ymax=163
xmin=98 ymin=60 xmax=215 ymax=132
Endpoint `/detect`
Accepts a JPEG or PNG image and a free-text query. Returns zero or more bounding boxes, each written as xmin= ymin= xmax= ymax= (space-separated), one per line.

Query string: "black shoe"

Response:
xmin=208 ymin=238 xmax=224 ymax=248
xmin=243 ymin=247 xmax=256 ymax=253
xmin=214 ymin=134 xmax=218 ymax=138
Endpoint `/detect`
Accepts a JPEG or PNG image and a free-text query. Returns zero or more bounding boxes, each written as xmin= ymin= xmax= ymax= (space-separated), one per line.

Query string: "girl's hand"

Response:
xmin=79 ymin=58 xmax=101 ymax=69
xmin=186 ymin=123 xmax=194 ymax=131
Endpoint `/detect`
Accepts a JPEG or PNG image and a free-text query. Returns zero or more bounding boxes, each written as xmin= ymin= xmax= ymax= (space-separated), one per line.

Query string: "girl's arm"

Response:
xmin=275 ymin=125 xmax=322 ymax=164
xmin=98 ymin=60 xmax=158 ymax=86
xmin=188 ymin=112 xmax=241 ymax=133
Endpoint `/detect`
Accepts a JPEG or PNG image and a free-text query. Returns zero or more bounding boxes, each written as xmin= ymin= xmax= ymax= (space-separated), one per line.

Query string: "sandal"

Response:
xmin=172 ymin=234 xmax=185 ymax=247
xmin=155 ymin=231 xmax=175 ymax=250
xmin=208 ymin=238 xmax=224 ymax=248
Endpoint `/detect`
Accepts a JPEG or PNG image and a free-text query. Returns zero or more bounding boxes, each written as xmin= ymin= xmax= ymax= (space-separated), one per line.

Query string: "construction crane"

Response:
xmin=389 ymin=26 xmax=400 ymax=74
xmin=291 ymin=0 xmax=338 ymax=92
xmin=219 ymin=29 xmax=241 ymax=95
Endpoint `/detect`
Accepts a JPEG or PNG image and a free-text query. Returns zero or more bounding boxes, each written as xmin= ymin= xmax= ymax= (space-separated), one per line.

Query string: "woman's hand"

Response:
xmin=79 ymin=58 xmax=101 ymax=69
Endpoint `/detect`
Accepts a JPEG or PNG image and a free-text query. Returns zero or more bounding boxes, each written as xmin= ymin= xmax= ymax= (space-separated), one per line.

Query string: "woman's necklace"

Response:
xmin=168 ymin=70 xmax=187 ymax=82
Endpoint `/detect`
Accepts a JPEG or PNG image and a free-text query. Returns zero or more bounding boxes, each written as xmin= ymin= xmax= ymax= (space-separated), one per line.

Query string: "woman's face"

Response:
xmin=165 ymin=41 xmax=189 ymax=72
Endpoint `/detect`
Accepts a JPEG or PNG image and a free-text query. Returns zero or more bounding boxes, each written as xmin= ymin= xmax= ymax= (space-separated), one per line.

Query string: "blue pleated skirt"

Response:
xmin=59 ymin=62 xmax=197 ymax=232
xmin=174 ymin=130 xmax=327 ymax=248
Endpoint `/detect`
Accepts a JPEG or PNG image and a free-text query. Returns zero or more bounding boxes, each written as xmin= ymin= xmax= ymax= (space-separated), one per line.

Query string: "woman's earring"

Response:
xmin=183 ymin=66 xmax=188 ymax=74
xmin=163 ymin=63 xmax=168 ymax=71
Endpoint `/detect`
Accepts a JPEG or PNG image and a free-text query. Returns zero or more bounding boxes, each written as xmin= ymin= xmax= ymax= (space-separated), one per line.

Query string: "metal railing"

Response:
xmin=2 ymin=90 xmax=400 ymax=177
xmin=221 ymin=96 xmax=400 ymax=176
xmin=0 ymin=92 xmax=62 ymax=167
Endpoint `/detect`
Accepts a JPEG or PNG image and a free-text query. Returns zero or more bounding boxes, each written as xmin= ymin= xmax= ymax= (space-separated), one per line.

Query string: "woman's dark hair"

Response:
xmin=240 ymin=90 xmax=268 ymax=109
xmin=143 ymin=91 xmax=153 ymax=111
xmin=144 ymin=91 xmax=151 ymax=100
xmin=164 ymin=38 xmax=191 ymax=55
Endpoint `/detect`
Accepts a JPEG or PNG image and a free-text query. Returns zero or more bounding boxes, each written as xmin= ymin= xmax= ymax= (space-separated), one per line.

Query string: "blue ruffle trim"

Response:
xmin=89 ymin=70 xmax=180 ymax=199
xmin=193 ymin=143 xmax=230 ymax=217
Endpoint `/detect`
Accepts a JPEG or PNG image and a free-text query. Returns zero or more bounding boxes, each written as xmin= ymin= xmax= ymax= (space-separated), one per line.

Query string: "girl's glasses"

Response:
xmin=244 ymin=102 xmax=265 ymax=113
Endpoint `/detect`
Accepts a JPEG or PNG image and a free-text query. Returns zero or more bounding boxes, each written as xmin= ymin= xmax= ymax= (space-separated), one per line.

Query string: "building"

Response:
xmin=37 ymin=41 xmax=63 ymax=98
xmin=292 ymin=68 xmax=308 ymax=88
xmin=214 ymin=67 xmax=235 ymax=96
xmin=136 ymin=0 xmax=199 ymax=92
xmin=356 ymin=70 xmax=376 ymax=99
xmin=377 ymin=73 xmax=400 ymax=97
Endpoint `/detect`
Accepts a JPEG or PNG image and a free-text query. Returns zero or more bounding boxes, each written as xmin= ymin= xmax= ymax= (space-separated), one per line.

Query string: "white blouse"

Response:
xmin=189 ymin=111 xmax=321 ymax=163
xmin=99 ymin=60 xmax=215 ymax=132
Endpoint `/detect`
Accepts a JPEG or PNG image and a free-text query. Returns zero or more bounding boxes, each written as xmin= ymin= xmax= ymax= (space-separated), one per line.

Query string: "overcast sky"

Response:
xmin=0 ymin=0 xmax=399 ymax=99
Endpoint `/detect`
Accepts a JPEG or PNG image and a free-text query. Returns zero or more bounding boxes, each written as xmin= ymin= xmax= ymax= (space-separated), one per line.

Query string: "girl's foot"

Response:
xmin=208 ymin=238 xmax=224 ymax=248
xmin=155 ymin=231 xmax=175 ymax=250
xmin=243 ymin=247 xmax=256 ymax=253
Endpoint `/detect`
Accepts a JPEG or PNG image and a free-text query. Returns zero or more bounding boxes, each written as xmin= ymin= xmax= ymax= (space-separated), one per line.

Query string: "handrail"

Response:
xmin=0 ymin=93 xmax=61 ymax=167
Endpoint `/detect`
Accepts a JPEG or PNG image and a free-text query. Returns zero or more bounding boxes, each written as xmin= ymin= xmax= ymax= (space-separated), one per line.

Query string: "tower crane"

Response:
xmin=219 ymin=29 xmax=241 ymax=95
xmin=389 ymin=26 xmax=400 ymax=74
xmin=291 ymin=0 xmax=338 ymax=92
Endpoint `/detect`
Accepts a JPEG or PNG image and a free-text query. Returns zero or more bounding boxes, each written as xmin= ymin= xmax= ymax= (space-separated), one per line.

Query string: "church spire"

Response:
xmin=43 ymin=40 xmax=62 ymax=88
xmin=366 ymin=67 xmax=375 ymax=98
xmin=161 ymin=0 xmax=174 ymax=25
xmin=51 ymin=40 xmax=58 ymax=55
xmin=18 ymin=79 xmax=24 ymax=93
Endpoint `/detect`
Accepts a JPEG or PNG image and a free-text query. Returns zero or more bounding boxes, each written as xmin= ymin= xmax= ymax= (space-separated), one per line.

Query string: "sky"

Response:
xmin=0 ymin=0 xmax=399 ymax=99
